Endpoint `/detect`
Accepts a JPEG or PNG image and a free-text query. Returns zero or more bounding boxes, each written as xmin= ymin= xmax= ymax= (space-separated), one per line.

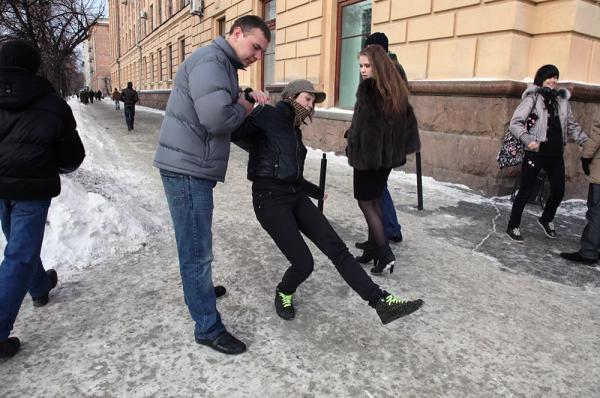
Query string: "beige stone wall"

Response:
xmin=375 ymin=0 xmax=600 ymax=82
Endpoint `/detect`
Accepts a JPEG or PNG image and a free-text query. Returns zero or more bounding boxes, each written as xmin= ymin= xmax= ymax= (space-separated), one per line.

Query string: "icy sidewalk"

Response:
xmin=1 ymin=99 xmax=599 ymax=397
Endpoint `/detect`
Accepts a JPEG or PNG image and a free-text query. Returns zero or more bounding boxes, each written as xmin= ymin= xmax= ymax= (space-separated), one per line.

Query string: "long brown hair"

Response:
xmin=359 ymin=45 xmax=408 ymax=115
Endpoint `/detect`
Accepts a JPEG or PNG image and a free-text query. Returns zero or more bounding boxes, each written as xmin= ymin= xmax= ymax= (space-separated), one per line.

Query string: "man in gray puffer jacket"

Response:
xmin=153 ymin=15 xmax=270 ymax=355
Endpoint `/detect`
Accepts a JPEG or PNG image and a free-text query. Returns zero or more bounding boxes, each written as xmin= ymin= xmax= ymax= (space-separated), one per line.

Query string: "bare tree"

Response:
xmin=0 ymin=0 xmax=105 ymax=95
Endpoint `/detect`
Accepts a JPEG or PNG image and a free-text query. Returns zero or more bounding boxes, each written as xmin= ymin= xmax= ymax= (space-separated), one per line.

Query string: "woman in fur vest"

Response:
xmin=506 ymin=64 xmax=588 ymax=242
xmin=346 ymin=45 xmax=419 ymax=274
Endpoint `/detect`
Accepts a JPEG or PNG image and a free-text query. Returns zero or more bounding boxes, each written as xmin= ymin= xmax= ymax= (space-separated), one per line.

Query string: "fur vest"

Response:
xmin=346 ymin=78 xmax=420 ymax=170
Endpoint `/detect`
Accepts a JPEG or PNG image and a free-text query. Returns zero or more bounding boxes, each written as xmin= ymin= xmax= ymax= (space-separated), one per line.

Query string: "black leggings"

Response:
xmin=252 ymin=186 xmax=383 ymax=305
xmin=508 ymin=152 xmax=565 ymax=228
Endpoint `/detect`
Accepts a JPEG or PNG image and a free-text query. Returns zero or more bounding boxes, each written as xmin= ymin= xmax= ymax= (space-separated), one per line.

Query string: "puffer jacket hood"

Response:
xmin=0 ymin=67 xmax=53 ymax=110
xmin=521 ymin=84 xmax=570 ymax=101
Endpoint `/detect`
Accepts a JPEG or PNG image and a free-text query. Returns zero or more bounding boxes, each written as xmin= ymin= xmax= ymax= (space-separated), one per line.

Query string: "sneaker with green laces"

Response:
xmin=274 ymin=288 xmax=295 ymax=320
xmin=376 ymin=293 xmax=423 ymax=324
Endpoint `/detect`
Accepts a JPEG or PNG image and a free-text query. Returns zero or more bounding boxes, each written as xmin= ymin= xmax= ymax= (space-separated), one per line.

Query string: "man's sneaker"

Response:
xmin=537 ymin=218 xmax=557 ymax=239
xmin=214 ymin=285 xmax=226 ymax=298
xmin=375 ymin=294 xmax=423 ymax=325
xmin=0 ymin=337 xmax=20 ymax=359
xmin=195 ymin=331 xmax=246 ymax=355
xmin=32 ymin=269 xmax=58 ymax=307
xmin=274 ymin=288 xmax=295 ymax=320
xmin=560 ymin=252 xmax=598 ymax=266
xmin=388 ymin=232 xmax=403 ymax=243
xmin=506 ymin=227 xmax=524 ymax=242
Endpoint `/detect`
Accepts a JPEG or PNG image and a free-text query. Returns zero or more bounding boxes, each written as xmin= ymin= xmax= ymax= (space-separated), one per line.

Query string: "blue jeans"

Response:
xmin=579 ymin=183 xmax=600 ymax=260
xmin=160 ymin=170 xmax=225 ymax=340
xmin=380 ymin=186 xmax=401 ymax=237
xmin=114 ymin=100 xmax=120 ymax=110
xmin=124 ymin=105 xmax=135 ymax=129
xmin=0 ymin=199 xmax=52 ymax=340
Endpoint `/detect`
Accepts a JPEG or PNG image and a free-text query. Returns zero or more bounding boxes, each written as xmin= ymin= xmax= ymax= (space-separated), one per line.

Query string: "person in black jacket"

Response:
xmin=354 ymin=32 xmax=409 ymax=255
xmin=346 ymin=45 xmax=419 ymax=275
xmin=120 ymin=82 xmax=139 ymax=131
xmin=232 ymin=79 xmax=423 ymax=324
xmin=0 ymin=40 xmax=85 ymax=359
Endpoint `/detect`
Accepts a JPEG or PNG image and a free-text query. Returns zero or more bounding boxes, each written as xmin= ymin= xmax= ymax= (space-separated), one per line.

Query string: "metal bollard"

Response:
xmin=318 ymin=153 xmax=327 ymax=212
xmin=416 ymin=151 xmax=423 ymax=210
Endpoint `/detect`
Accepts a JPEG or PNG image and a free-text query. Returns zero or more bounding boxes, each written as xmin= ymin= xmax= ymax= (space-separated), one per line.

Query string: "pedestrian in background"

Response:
xmin=112 ymin=88 xmax=121 ymax=110
xmin=346 ymin=45 xmax=420 ymax=275
xmin=120 ymin=82 xmax=139 ymax=131
xmin=0 ymin=40 xmax=85 ymax=359
xmin=506 ymin=65 xmax=588 ymax=242
xmin=560 ymin=116 xmax=599 ymax=265
xmin=355 ymin=32 xmax=406 ymax=257
xmin=153 ymin=15 xmax=270 ymax=355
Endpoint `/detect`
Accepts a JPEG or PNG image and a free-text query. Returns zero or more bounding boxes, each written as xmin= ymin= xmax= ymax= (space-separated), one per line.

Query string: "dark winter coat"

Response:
xmin=231 ymin=101 xmax=323 ymax=199
xmin=346 ymin=78 xmax=419 ymax=170
xmin=0 ymin=67 xmax=85 ymax=200
xmin=120 ymin=87 xmax=139 ymax=106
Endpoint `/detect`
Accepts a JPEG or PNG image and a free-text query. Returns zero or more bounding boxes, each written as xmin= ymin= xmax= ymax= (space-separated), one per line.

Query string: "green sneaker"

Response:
xmin=274 ymin=288 xmax=295 ymax=320
xmin=376 ymin=293 xmax=423 ymax=325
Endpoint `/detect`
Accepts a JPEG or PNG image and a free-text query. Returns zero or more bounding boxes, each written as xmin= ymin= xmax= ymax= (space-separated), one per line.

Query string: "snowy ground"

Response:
xmin=1 ymin=98 xmax=599 ymax=398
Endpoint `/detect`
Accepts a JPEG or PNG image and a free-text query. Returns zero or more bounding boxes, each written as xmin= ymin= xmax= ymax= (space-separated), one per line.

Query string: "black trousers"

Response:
xmin=252 ymin=185 xmax=383 ymax=304
xmin=508 ymin=152 xmax=565 ymax=228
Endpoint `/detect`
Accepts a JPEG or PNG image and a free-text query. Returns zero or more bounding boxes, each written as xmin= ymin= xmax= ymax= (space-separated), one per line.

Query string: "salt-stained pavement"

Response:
xmin=1 ymin=99 xmax=599 ymax=397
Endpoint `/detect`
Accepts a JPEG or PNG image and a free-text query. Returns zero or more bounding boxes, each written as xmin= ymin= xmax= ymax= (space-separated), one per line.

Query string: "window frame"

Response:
xmin=261 ymin=0 xmax=276 ymax=90
xmin=335 ymin=0 xmax=371 ymax=108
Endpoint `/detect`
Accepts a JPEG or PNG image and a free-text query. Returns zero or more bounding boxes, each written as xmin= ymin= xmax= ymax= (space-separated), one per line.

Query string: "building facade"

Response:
xmin=84 ymin=18 xmax=111 ymax=94
xmin=108 ymin=0 xmax=600 ymax=197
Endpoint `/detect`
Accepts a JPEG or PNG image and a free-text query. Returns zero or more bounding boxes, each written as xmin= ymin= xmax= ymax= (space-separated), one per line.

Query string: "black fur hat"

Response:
xmin=365 ymin=32 xmax=389 ymax=53
xmin=534 ymin=64 xmax=559 ymax=87
xmin=0 ymin=40 xmax=41 ymax=74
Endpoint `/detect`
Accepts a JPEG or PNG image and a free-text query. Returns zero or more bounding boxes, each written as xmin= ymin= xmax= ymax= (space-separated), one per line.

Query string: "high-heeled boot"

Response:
xmin=370 ymin=243 xmax=395 ymax=275
xmin=355 ymin=240 xmax=376 ymax=264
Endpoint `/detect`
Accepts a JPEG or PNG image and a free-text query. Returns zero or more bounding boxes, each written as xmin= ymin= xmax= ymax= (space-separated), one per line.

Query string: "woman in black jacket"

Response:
xmin=232 ymin=79 xmax=422 ymax=325
xmin=346 ymin=45 xmax=418 ymax=275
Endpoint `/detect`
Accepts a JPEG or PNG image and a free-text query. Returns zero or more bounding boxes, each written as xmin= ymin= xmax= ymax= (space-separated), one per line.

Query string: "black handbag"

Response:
xmin=497 ymin=93 xmax=539 ymax=169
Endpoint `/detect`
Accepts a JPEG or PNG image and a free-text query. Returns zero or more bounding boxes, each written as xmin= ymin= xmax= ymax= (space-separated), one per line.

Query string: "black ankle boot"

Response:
xmin=355 ymin=241 xmax=376 ymax=264
xmin=371 ymin=244 xmax=395 ymax=275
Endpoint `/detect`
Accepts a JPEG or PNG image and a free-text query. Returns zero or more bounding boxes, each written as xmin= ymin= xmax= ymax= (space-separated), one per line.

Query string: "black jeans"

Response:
xmin=508 ymin=152 xmax=565 ymax=228
xmin=252 ymin=185 xmax=383 ymax=304
xmin=124 ymin=105 xmax=135 ymax=129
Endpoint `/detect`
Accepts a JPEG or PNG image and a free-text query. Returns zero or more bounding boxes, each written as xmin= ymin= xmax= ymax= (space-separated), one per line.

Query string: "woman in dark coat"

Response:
xmin=346 ymin=45 xmax=419 ymax=275
xmin=232 ymin=79 xmax=423 ymax=325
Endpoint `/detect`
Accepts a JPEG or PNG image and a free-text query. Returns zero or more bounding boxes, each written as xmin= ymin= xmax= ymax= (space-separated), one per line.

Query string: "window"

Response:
xmin=168 ymin=44 xmax=174 ymax=80
xmin=180 ymin=38 xmax=186 ymax=62
xmin=158 ymin=0 xmax=162 ymax=25
xmin=217 ymin=16 xmax=226 ymax=38
xmin=336 ymin=0 xmax=371 ymax=108
xmin=158 ymin=49 xmax=163 ymax=80
xmin=167 ymin=0 xmax=172 ymax=17
xmin=143 ymin=57 xmax=147 ymax=83
xmin=262 ymin=0 xmax=276 ymax=88
xmin=149 ymin=5 xmax=154 ymax=30
xmin=151 ymin=53 xmax=155 ymax=81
